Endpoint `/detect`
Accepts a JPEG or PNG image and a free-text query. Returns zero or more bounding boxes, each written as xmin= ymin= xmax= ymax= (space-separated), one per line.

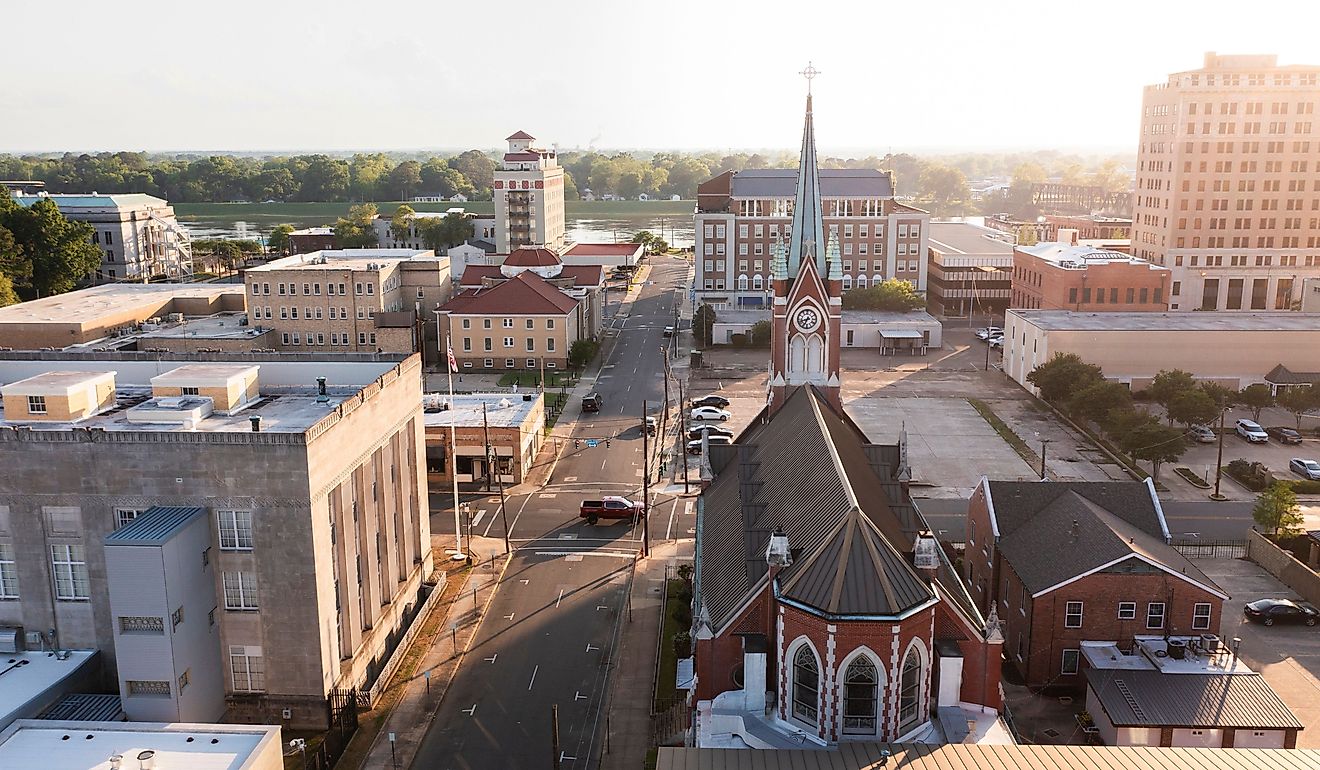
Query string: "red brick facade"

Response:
xmin=1011 ymin=245 xmax=1171 ymax=312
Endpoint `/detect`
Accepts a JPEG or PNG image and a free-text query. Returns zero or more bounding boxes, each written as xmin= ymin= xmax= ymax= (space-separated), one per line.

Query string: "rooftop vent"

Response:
xmin=250 ymin=416 xmax=261 ymax=432
xmin=316 ymin=376 xmax=328 ymax=403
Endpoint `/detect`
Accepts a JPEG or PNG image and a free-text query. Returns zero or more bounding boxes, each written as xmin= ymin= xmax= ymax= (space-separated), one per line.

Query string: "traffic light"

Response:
xmin=606 ymin=437 xmax=612 ymax=448
xmin=574 ymin=438 xmax=580 ymax=449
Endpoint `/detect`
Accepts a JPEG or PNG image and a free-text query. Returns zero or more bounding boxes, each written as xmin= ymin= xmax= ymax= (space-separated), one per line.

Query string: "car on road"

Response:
xmin=687 ymin=435 xmax=733 ymax=454
xmin=1235 ymin=418 xmax=1269 ymax=443
xmin=691 ymin=406 xmax=731 ymax=421
xmin=1290 ymin=458 xmax=1320 ymax=480
xmin=691 ymin=395 xmax=730 ymax=409
xmin=688 ymin=425 xmax=735 ymax=441
xmin=1243 ymin=598 xmax=1320 ymax=627
xmin=578 ymin=496 xmax=644 ymax=525
xmin=582 ymin=392 xmax=604 ymax=413
xmin=663 ymin=325 xmax=675 ymax=337
xmin=1267 ymin=426 xmax=1304 ymax=445
xmin=1190 ymin=425 xmax=1217 ymax=443
xmin=975 ymin=327 xmax=1003 ymax=341
xmin=643 ymin=416 xmax=658 ymax=435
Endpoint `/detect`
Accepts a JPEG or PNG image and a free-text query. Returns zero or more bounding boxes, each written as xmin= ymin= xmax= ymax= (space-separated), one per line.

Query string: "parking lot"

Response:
xmin=1179 ymin=408 xmax=1320 ymax=493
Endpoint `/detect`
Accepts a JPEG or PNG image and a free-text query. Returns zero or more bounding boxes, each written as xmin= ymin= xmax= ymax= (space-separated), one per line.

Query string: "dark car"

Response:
xmin=691 ymin=395 xmax=730 ymax=409
xmin=582 ymin=393 xmax=603 ymax=413
xmin=1243 ymin=598 xmax=1320 ymax=626
xmin=1266 ymin=426 xmax=1304 ymax=445
xmin=688 ymin=425 xmax=735 ymax=441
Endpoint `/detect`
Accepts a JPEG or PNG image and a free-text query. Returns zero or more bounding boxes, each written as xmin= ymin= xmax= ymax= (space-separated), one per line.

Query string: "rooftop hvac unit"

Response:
xmin=0 ymin=626 xmax=23 ymax=654
xmin=1200 ymin=633 xmax=1221 ymax=654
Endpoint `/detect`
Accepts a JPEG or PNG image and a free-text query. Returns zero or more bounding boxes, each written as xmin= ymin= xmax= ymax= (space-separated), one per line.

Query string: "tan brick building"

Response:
xmin=423 ymin=392 xmax=545 ymax=488
xmin=437 ymin=271 xmax=589 ymax=372
xmin=243 ymin=249 xmax=451 ymax=357
xmin=1133 ymin=53 xmax=1320 ymax=311
xmin=1011 ymin=242 xmax=1170 ymax=311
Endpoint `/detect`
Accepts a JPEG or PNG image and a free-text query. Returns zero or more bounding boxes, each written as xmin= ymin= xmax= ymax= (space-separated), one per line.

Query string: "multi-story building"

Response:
xmin=964 ymin=479 xmax=1228 ymax=689
xmin=437 ymin=271 xmax=588 ymax=372
xmin=423 ymin=392 xmax=545 ymax=489
xmin=373 ymin=211 xmax=496 ymax=251
xmin=1132 ymin=52 xmax=1320 ymax=311
xmin=1041 ymin=214 xmax=1132 ymax=243
xmin=494 ymin=131 xmax=566 ymax=253
xmin=925 ymin=222 xmax=1014 ymax=318
xmin=11 ymin=193 xmax=192 ymax=282
xmin=1011 ymin=241 xmax=1171 ymax=311
xmin=286 ymin=227 xmax=336 ymax=254
xmin=694 ymin=168 xmax=929 ymax=309
xmin=0 ymin=352 xmax=431 ymax=728
xmin=243 ymin=249 xmax=451 ymax=357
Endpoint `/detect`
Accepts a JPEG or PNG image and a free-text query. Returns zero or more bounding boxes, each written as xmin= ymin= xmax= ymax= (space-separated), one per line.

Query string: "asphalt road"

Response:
xmin=917 ymin=497 xmax=1257 ymax=542
xmin=414 ymin=256 xmax=692 ymax=770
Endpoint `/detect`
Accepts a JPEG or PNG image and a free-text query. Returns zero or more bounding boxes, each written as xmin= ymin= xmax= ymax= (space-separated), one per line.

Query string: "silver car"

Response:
xmin=1290 ymin=458 xmax=1320 ymax=480
xmin=1190 ymin=425 xmax=1216 ymax=443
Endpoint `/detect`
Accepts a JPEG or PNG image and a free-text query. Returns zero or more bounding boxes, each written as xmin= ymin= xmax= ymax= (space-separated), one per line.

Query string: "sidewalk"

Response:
xmin=360 ymin=536 xmax=510 ymax=770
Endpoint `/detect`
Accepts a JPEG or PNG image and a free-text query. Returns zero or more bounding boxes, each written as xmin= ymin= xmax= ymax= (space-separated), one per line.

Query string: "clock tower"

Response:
xmin=769 ymin=74 xmax=842 ymax=413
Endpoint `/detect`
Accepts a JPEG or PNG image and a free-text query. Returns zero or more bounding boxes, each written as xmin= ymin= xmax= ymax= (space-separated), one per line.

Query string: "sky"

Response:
xmin=3 ymin=0 xmax=1319 ymax=156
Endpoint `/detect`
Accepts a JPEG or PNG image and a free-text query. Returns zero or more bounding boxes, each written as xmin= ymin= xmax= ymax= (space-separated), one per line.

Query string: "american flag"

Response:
xmin=446 ymin=344 xmax=458 ymax=373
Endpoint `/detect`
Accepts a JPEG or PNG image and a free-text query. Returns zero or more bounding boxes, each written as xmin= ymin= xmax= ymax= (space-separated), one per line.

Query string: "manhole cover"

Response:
xmin=1042 ymin=728 xmax=1060 ymax=738
xmin=1057 ymin=696 xmax=1073 ymax=705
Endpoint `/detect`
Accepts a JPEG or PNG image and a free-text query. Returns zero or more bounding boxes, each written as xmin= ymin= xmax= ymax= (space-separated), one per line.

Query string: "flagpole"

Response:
xmin=446 ymin=334 xmax=463 ymax=556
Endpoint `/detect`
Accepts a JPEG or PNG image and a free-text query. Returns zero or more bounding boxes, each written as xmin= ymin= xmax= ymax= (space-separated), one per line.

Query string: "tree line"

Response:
xmin=1 ymin=149 xmax=1130 ymax=215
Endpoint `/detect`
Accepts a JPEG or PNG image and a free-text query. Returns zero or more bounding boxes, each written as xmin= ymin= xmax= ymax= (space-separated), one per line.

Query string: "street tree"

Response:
xmin=1276 ymin=385 xmax=1320 ymax=431
xmin=266 ymin=224 xmax=294 ymax=255
xmin=390 ymin=205 xmax=416 ymax=243
xmin=693 ymin=304 xmax=717 ymax=346
xmin=1167 ymin=389 xmax=1219 ymax=429
xmin=748 ymin=320 xmax=773 ymax=348
xmin=1066 ymin=380 xmax=1132 ymax=424
xmin=1 ymin=197 xmax=101 ymax=295
xmin=1237 ymin=384 xmax=1275 ymax=422
xmin=1199 ymin=381 xmax=1237 ymax=408
xmin=569 ymin=339 xmax=600 ymax=369
xmin=1118 ymin=419 xmax=1187 ymax=482
xmin=1253 ymin=482 xmax=1303 ymax=538
xmin=1026 ymin=353 xmax=1105 ymax=404
xmin=1149 ymin=369 xmax=1197 ymax=415
xmin=333 ymin=203 xmax=379 ymax=249
xmin=841 ymin=279 xmax=924 ymax=312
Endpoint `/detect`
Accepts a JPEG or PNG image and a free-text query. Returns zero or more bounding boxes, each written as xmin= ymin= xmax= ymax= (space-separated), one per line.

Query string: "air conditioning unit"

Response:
xmin=0 ymin=626 xmax=23 ymax=654
xmin=1200 ymin=633 xmax=1221 ymax=654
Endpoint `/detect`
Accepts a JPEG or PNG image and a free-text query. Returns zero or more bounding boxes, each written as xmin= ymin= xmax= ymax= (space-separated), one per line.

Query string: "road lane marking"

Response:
xmin=504 ymin=613 xmax=515 ymax=620
xmin=462 ymin=704 xmax=477 ymax=716
xmin=485 ymin=654 xmax=498 ymax=663
xmin=533 ymin=550 xmax=638 ymax=559
xmin=665 ymin=499 xmax=679 ymax=540
xmin=556 ymin=589 xmax=565 ymax=608
xmin=585 ymin=644 xmax=599 ymax=652
xmin=519 ymin=579 xmax=530 ymax=585
xmin=471 ymin=509 xmax=487 ymax=528
xmin=528 ymin=665 xmax=539 ymax=690
xmin=564 ymin=476 xmax=579 ymax=482
xmin=503 ymin=488 xmax=537 ymax=540
xmin=684 ymin=501 xmax=694 ymax=516
xmin=575 ymin=691 xmax=587 ymax=701
xmin=538 ymin=493 xmax=558 ymax=499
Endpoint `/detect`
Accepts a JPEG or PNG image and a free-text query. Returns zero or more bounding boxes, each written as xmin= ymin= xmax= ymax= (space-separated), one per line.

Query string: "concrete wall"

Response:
xmin=1247 ymin=529 xmax=1320 ymax=607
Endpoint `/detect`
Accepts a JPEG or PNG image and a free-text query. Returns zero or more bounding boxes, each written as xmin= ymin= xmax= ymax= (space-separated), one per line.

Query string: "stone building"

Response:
xmin=494 ymin=131 xmax=566 ymax=253
xmin=0 ymin=352 xmax=431 ymax=728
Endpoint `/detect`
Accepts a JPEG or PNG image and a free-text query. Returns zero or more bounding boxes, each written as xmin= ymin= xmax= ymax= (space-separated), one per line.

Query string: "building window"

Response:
xmin=547 ymin=338 xmax=555 ymax=352
xmin=0 ymin=543 xmax=17 ymax=599
xmin=230 ymin=646 xmax=265 ymax=692
xmin=178 ymin=668 xmax=190 ymax=693
xmin=27 ymin=396 xmax=46 ymax=415
xmin=1193 ymin=602 xmax=1212 ymax=630
xmin=1147 ymin=602 xmax=1166 ymax=629
xmin=51 ymin=544 xmax=90 ymax=600
xmin=115 ymin=508 xmax=146 ymax=529
xmin=1061 ymin=649 xmax=1080 ymax=675
xmin=223 ymin=571 xmax=259 ymax=610
xmin=171 ymin=606 xmax=184 ymax=629
xmin=842 ymin=655 xmax=878 ymax=734
xmin=1064 ymin=601 xmax=1083 ymax=628
xmin=503 ymin=337 xmax=514 ymax=348
xmin=118 ymin=615 xmax=164 ymax=634
xmin=1118 ymin=602 xmax=1136 ymax=620
xmin=504 ymin=358 xmax=515 ymax=368
xmin=503 ymin=318 xmax=514 ymax=328
xmin=899 ymin=647 xmax=924 ymax=733
xmin=217 ymin=510 xmax=253 ymax=550
xmin=791 ymin=644 xmax=819 ymax=725
xmin=527 ymin=358 xmax=537 ymax=368
xmin=547 ymin=319 xmax=555 ymax=329
xmin=359 ymin=332 xmax=367 ymax=345
xmin=462 ymin=319 xmax=471 ymax=329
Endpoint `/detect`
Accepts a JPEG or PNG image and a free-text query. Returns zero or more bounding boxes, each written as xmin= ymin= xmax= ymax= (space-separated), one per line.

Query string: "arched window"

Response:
xmin=842 ymin=655 xmax=878 ymax=734
xmin=752 ymin=274 xmax=763 ymax=290
xmin=737 ymin=274 xmax=749 ymax=291
xmin=792 ymin=645 xmax=819 ymax=724
xmin=899 ymin=647 xmax=924 ymax=733
xmin=842 ymin=277 xmax=852 ymax=291
xmin=789 ymin=335 xmax=806 ymax=373
xmin=856 ymin=276 xmax=868 ymax=289
xmin=807 ymin=336 xmax=824 ymax=373
xmin=872 ymin=274 xmax=884 ymax=287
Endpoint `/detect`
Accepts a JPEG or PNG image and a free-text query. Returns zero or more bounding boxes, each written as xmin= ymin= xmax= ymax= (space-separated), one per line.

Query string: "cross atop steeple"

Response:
xmin=799 ymin=61 xmax=821 ymax=95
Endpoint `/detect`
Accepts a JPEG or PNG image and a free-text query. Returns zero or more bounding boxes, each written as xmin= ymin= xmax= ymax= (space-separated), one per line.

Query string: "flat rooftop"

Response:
xmin=133 ymin=313 xmax=264 ymax=341
xmin=712 ymin=309 xmax=940 ymax=326
xmin=1 ymin=370 xmax=112 ymax=395
xmin=0 ymin=651 xmax=99 ymax=731
xmin=927 ymin=222 xmax=1015 ymax=256
xmin=423 ymin=392 xmax=540 ymax=429
xmin=13 ymin=193 xmax=168 ymax=210
xmin=0 ymin=720 xmax=279 ymax=770
xmin=0 ymin=284 xmax=243 ymax=327
xmin=1010 ymin=309 xmax=1320 ymax=333
xmin=248 ymin=250 xmax=437 ymax=273
xmin=1018 ymin=241 xmax=1160 ymax=269
xmin=1082 ymin=636 xmax=1253 ymax=675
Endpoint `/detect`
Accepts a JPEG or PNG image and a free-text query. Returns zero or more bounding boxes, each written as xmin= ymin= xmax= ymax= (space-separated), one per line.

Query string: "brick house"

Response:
xmin=964 ymin=479 xmax=1228 ymax=689
xmin=436 ymin=270 xmax=591 ymax=371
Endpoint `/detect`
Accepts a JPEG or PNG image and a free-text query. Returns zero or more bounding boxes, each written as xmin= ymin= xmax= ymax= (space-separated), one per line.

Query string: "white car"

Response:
xmin=976 ymin=327 xmax=1003 ymax=341
xmin=690 ymin=406 xmax=731 ymax=421
xmin=987 ymin=335 xmax=1004 ymax=349
xmin=1235 ymin=418 xmax=1269 ymax=443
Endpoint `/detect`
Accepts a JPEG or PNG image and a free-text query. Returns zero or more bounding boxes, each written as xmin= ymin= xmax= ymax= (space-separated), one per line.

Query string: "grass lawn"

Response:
xmin=654 ymin=578 xmax=688 ymax=713
xmin=544 ymin=392 xmax=569 ymax=429
xmin=497 ymin=370 xmax=576 ymax=388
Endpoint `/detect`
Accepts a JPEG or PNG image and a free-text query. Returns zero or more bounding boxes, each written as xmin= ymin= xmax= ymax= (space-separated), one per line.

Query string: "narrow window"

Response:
xmin=842 ymin=655 xmax=878 ymax=734
xmin=791 ymin=645 xmax=819 ymax=724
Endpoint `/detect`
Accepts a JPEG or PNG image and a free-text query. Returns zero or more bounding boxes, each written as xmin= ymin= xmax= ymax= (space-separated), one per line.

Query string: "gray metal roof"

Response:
xmin=104 ymin=506 xmax=205 ymax=546
xmin=658 ymin=744 xmax=1320 ymax=770
xmin=1089 ymin=669 xmax=1302 ymax=729
xmin=729 ymin=168 xmax=895 ymax=199
xmin=36 ymin=694 xmax=124 ymax=722
xmin=927 ymin=222 xmax=1016 ymax=256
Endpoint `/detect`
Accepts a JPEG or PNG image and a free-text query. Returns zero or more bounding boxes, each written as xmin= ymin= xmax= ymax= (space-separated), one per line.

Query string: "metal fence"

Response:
xmin=298 ymin=688 xmax=360 ymax=770
xmin=1171 ymin=539 xmax=1247 ymax=559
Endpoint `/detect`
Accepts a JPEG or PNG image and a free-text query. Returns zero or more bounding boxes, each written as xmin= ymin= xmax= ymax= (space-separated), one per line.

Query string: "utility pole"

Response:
xmin=482 ymin=401 xmax=493 ymax=494
xmin=551 ymin=705 xmax=562 ymax=770
xmin=484 ymin=399 xmax=511 ymax=553
xmin=641 ymin=400 xmax=651 ymax=558
xmin=1213 ymin=407 xmax=1227 ymax=500
xmin=661 ymin=346 xmax=671 ymax=439
xmin=678 ymin=378 xmax=689 ymax=494
xmin=1039 ymin=438 xmax=1051 ymax=481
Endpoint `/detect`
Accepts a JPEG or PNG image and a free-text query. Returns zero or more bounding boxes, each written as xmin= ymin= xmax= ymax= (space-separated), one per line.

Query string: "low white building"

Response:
xmin=11 ymin=193 xmax=191 ymax=282
xmin=374 ymin=211 xmax=496 ymax=250
xmin=0 ymin=720 xmax=283 ymax=770
xmin=710 ymin=309 xmax=942 ymax=354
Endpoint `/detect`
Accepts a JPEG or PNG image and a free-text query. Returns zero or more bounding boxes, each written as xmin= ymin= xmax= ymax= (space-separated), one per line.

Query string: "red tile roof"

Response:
xmin=503 ymin=152 xmax=542 ymax=162
xmin=559 ymin=264 xmax=604 ymax=286
xmin=440 ymin=271 xmax=578 ymax=316
xmin=563 ymin=242 xmax=644 ymax=256
xmin=459 ymin=264 xmax=602 ymax=289
xmin=506 ymin=130 xmax=536 ymax=141
xmin=503 ymin=247 xmax=561 ymax=267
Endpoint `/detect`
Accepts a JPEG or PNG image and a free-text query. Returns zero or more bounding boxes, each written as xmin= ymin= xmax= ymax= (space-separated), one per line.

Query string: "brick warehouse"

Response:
xmin=964 ymin=478 xmax=1228 ymax=689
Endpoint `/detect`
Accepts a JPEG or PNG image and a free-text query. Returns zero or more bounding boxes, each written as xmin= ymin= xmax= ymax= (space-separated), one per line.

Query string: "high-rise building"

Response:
xmin=1133 ymin=53 xmax=1320 ymax=311
xmin=493 ymin=131 xmax=566 ymax=253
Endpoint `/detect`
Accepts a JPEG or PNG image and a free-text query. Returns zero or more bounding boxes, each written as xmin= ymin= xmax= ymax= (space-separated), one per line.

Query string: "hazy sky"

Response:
xmin=4 ymin=0 xmax=1318 ymax=155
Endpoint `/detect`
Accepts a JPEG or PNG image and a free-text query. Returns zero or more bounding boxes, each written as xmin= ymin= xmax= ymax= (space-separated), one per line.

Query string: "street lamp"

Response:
xmin=461 ymin=502 xmax=473 ymax=561
xmin=1039 ymin=437 xmax=1051 ymax=481
xmin=1211 ymin=407 xmax=1229 ymax=501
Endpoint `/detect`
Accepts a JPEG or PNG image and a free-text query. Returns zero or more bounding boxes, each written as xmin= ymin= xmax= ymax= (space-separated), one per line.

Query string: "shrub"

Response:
xmin=672 ymin=604 xmax=692 ymax=627
xmin=673 ymin=631 xmax=692 ymax=658
xmin=1225 ymin=459 xmax=1273 ymax=492
xmin=730 ymin=333 xmax=748 ymax=347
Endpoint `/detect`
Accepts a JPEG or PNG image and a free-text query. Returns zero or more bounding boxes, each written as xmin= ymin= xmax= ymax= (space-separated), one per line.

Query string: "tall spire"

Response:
xmin=788 ymin=88 xmax=826 ymax=276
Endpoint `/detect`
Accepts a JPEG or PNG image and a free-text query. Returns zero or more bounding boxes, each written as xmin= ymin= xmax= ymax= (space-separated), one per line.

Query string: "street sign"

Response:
xmin=586 ymin=439 xmax=599 ymax=448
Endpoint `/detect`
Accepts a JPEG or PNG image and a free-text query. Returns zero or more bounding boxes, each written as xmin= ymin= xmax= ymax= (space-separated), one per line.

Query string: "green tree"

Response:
xmin=437 ymin=212 xmax=474 ymax=248
xmin=1016 ymin=226 xmax=1038 ymax=246
xmin=299 ymin=155 xmax=352 ymax=201
xmin=1149 ymin=369 xmax=1198 ymax=415
xmin=748 ymin=320 xmax=773 ymax=348
xmin=569 ymin=338 xmax=601 ymax=369
xmin=0 ymin=218 xmax=27 ymax=285
xmin=918 ymin=163 xmax=971 ymax=215
xmin=449 ymin=150 xmax=496 ymax=199
xmin=266 ymin=224 xmax=294 ymax=255
xmin=1199 ymin=381 xmax=1238 ymax=408
xmin=0 ymin=272 xmax=18 ymax=307
xmin=390 ymin=205 xmax=416 ymax=243
xmin=1026 ymin=353 xmax=1105 ymax=403
xmin=1167 ymin=389 xmax=1218 ymax=429
xmin=2 ymin=198 xmax=101 ymax=295
xmin=1118 ymin=419 xmax=1187 ymax=482
xmin=1067 ymin=380 xmax=1132 ymax=423
xmin=1253 ymin=481 xmax=1303 ymax=538
xmin=333 ymin=203 xmax=379 ymax=249
xmin=694 ymin=304 xmax=717 ymax=346
xmin=387 ymin=161 xmax=423 ymax=200
xmin=1237 ymin=384 xmax=1275 ymax=422
xmin=841 ymin=279 xmax=924 ymax=311
xmin=1276 ymin=386 xmax=1320 ymax=431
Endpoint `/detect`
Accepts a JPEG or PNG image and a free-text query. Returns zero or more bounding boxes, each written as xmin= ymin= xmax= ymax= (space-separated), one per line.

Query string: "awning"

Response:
xmin=676 ymin=657 xmax=695 ymax=690
xmin=879 ymin=329 xmax=925 ymax=339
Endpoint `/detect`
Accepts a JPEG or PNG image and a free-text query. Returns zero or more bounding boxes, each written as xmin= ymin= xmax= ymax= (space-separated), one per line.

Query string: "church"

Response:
xmin=691 ymin=83 xmax=1005 ymax=747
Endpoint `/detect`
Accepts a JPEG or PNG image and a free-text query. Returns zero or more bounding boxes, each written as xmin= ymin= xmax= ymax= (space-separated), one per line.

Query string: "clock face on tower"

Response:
xmin=795 ymin=307 xmax=820 ymax=333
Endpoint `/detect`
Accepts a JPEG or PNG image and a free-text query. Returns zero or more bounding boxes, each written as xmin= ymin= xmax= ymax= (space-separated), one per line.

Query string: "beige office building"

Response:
xmin=494 ymin=131 xmax=566 ymax=253
xmin=1133 ymin=53 xmax=1320 ymax=311
xmin=0 ymin=352 xmax=431 ymax=728
xmin=243 ymin=250 xmax=451 ymax=357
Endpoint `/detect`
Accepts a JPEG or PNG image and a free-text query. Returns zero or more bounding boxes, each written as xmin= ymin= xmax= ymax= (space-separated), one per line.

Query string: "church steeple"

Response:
xmin=788 ymin=92 xmax=826 ymax=276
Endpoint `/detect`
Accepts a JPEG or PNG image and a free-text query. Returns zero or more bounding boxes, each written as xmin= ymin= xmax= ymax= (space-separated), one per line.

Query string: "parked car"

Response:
xmin=1267 ymin=426 xmax=1304 ymax=445
xmin=1289 ymin=458 xmax=1320 ymax=480
xmin=691 ymin=395 xmax=730 ymax=408
xmin=1235 ymin=418 xmax=1269 ymax=443
xmin=975 ymin=327 xmax=1003 ymax=341
xmin=643 ymin=416 xmax=658 ymax=435
xmin=578 ymin=496 xmax=644 ymax=525
xmin=688 ymin=425 xmax=735 ymax=441
xmin=582 ymin=392 xmax=604 ymax=413
xmin=987 ymin=335 xmax=1004 ymax=349
xmin=1190 ymin=425 xmax=1217 ymax=443
xmin=691 ymin=406 xmax=731 ymax=421
xmin=687 ymin=435 xmax=734 ymax=454
xmin=1243 ymin=598 xmax=1320 ymax=627
xmin=663 ymin=325 xmax=675 ymax=337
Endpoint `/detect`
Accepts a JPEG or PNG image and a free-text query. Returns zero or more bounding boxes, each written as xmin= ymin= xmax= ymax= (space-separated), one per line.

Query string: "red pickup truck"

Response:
xmin=579 ymin=496 xmax=644 ymax=525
